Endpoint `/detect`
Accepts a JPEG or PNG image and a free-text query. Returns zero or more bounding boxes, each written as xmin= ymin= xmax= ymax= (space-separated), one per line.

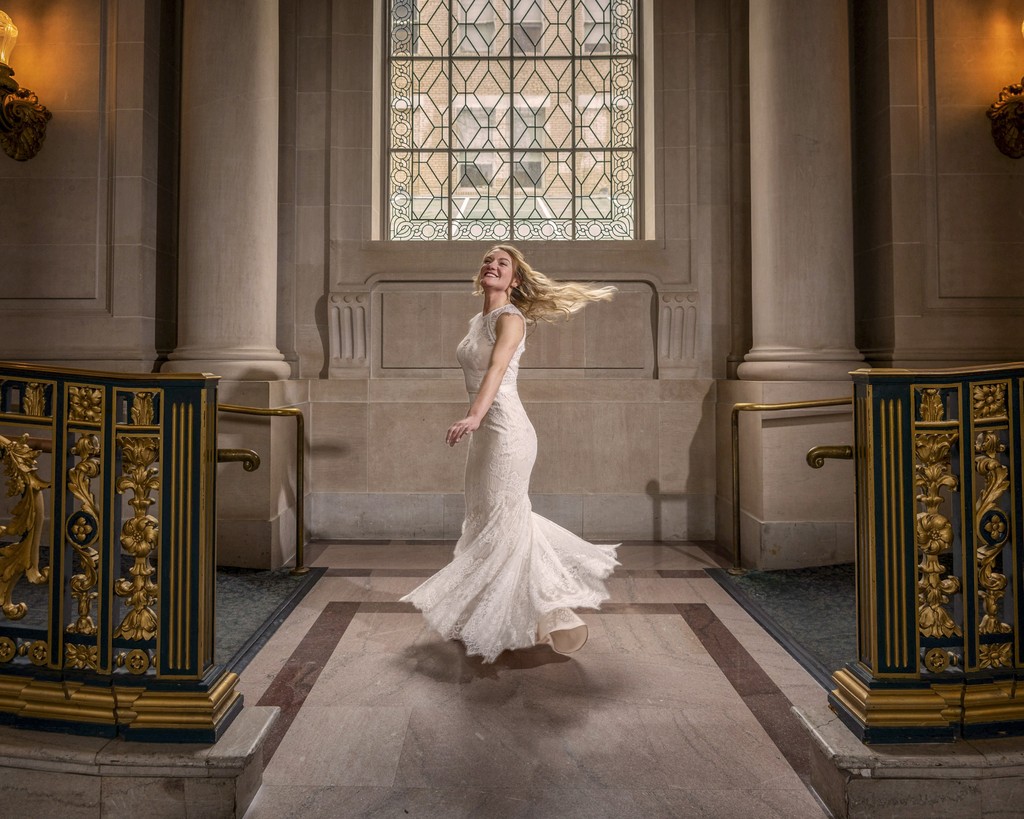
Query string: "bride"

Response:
xmin=401 ymin=245 xmax=619 ymax=663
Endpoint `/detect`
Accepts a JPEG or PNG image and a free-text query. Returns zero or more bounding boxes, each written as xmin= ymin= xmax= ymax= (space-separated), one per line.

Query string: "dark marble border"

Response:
xmin=256 ymin=602 xmax=360 ymax=763
xmin=225 ymin=567 xmax=327 ymax=675
xmin=677 ymin=603 xmax=811 ymax=783
xmin=705 ymin=567 xmax=833 ymax=690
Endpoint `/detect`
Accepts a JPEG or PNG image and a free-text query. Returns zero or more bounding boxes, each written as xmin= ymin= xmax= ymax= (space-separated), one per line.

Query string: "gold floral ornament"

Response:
xmin=979 ymin=642 xmax=1014 ymax=670
xmin=0 ymin=635 xmax=14 ymax=662
xmin=64 ymin=642 xmax=99 ymax=671
xmin=113 ymin=436 xmax=160 ymax=641
xmin=916 ymin=512 xmax=962 ymax=638
xmin=0 ymin=433 xmax=51 ymax=620
xmin=68 ymin=386 xmax=103 ymax=422
xmin=972 ymin=383 xmax=1007 ymax=421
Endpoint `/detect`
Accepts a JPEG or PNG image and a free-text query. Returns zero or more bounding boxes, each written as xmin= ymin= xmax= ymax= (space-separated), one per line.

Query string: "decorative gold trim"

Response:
xmin=853 ymin=362 xmax=1024 ymax=377
xmin=962 ymin=679 xmax=1024 ymax=724
xmin=114 ymin=670 xmax=240 ymax=731
xmin=831 ymin=667 xmax=961 ymax=728
xmin=0 ymin=360 xmax=220 ymax=382
xmin=10 ymin=676 xmax=118 ymax=725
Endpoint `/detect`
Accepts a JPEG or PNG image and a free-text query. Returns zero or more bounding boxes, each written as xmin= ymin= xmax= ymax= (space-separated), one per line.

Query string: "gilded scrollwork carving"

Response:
xmin=113 ymin=436 xmax=160 ymax=641
xmin=66 ymin=434 xmax=101 ymax=635
xmin=914 ymin=430 xmax=962 ymax=639
xmin=0 ymin=433 xmax=50 ymax=620
xmin=974 ymin=431 xmax=1012 ymax=664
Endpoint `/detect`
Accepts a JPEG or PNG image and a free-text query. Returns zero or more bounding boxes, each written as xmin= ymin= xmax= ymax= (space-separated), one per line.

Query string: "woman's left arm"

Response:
xmin=446 ymin=313 xmax=524 ymax=446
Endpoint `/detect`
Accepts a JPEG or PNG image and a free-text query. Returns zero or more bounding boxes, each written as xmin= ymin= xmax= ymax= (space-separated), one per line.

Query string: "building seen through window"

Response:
xmin=388 ymin=0 xmax=636 ymax=240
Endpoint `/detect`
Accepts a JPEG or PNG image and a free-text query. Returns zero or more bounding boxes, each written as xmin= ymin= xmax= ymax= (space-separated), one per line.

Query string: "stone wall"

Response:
xmin=0 ymin=0 xmax=180 ymax=371
xmin=852 ymin=0 xmax=1024 ymax=367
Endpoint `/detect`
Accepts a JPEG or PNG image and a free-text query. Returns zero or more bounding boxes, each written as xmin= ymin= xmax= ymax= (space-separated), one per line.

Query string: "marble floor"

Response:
xmin=240 ymin=541 xmax=830 ymax=818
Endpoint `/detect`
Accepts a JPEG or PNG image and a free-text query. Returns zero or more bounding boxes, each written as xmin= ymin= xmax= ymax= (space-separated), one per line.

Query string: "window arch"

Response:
xmin=387 ymin=0 xmax=637 ymax=240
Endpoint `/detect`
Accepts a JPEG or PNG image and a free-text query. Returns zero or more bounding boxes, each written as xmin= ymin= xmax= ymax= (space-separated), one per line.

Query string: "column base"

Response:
xmin=737 ymin=357 xmax=863 ymax=381
xmin=162 ymin=356 xmax=292 ymax=381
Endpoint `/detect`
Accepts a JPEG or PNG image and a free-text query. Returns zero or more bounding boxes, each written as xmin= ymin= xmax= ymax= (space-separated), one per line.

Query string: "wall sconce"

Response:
xmin=988 ymin=20 xmax=1024 ymax=159
xmin=0 ymin=9 xmax=51 ymax=161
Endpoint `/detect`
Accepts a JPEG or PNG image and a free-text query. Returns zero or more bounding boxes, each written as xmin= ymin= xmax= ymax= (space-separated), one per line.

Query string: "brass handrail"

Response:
xmin=806 ymin=445 xmax=853 ymax=469
xmin=217 ymin=404 xmax=308 ymax=576
xmin=730 ymin=397 xmax=853 ymax=574
xmin=217 ymin=448 xmax=261 ymax=472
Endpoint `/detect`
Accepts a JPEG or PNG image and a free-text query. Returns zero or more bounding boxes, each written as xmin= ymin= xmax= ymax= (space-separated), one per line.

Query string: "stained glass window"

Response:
xmin=387 ymin=0 xmax=637 ymax=240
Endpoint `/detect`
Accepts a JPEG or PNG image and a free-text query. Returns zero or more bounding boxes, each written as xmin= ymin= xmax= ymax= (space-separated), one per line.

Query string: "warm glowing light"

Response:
xmin=0 ymin=10 xmax=17 ymax=65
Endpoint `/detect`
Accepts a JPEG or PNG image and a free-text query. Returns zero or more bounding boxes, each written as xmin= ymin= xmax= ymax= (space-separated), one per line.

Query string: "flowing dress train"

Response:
xmin=401 ymin=304 xmax=619 ymax=663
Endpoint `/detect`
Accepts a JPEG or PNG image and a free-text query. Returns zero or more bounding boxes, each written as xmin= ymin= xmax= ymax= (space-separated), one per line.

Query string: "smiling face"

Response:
xmin=477 ymin=249 xmax=519 ymax=295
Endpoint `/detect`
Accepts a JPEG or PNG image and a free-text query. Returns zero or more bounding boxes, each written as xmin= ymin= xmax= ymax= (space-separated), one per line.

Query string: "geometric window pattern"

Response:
xmin=388 ymin=0 xmax=636 ymax=240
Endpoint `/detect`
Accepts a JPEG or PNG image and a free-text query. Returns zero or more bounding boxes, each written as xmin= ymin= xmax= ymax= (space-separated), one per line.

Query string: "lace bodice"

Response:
xmin=456 ymin=304 xmax=527 ymax=394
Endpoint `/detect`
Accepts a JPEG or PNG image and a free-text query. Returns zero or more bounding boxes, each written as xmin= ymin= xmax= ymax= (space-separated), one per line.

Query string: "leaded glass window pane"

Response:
xmin=386 ymin=0 xmax=637 ymax=240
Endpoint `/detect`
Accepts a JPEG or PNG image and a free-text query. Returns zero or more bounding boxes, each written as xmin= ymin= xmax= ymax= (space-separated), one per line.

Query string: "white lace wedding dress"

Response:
xmin=401 ymin=304 xmax=619 ymax=663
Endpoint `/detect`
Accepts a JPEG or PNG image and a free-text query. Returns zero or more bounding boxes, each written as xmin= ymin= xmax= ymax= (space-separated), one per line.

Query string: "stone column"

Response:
xmin=163 ymin=0 xmax=290 ymax=380
xmin=737 ymin=0 xmax=863 ymax=381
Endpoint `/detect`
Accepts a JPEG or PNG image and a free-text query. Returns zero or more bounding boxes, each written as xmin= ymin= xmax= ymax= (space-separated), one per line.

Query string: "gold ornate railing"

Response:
xmin=217 ymin=404 xmax=308 ymax=576
xmin=831 ymin=363 xmax=1024 ymax=742
xmin=0 ymin=362 xmax=238 ymax=741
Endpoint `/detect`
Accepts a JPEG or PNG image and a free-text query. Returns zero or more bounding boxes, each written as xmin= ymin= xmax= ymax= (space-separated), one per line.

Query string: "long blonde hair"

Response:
xmin=474 ymin=244 xmax=617 ymax=323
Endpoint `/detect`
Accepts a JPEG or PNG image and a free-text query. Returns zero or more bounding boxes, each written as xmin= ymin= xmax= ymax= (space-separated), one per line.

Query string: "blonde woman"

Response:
xmin=401 ymin=245 xmax=619 ymax=663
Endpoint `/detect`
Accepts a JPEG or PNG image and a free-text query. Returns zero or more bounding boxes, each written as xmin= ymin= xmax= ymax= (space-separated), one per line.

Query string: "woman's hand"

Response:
xmin=447 ymin=415 xmax=480 ymax=447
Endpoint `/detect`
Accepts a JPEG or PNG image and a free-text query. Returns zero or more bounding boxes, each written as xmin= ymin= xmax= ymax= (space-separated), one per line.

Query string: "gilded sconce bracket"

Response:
xmin=0 ymin=62 xmax=50 ymax=161
xmin=988 ymin=77 xmax=1024 ymax=159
